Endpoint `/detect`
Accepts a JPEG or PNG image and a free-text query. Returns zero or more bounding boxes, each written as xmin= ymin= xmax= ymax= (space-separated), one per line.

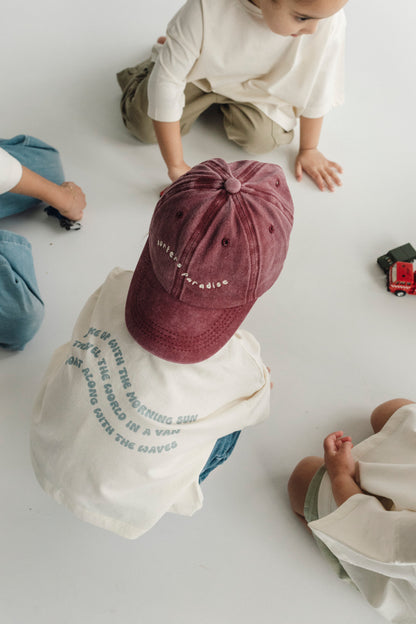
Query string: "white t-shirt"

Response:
xmin=31 ymin=268 xmax=271 ymax=539
xmin=309 ymin=404 xmax=416 ymax=623
xmin=0 ymin=148 xmax=22 ymax=194
xmin=148 ymin=0 xmax=346 ymax=130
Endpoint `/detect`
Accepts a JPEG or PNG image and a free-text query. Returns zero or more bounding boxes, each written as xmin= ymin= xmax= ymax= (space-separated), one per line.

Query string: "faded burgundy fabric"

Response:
xmin=126 ymin=158 xmax=294 ymax=363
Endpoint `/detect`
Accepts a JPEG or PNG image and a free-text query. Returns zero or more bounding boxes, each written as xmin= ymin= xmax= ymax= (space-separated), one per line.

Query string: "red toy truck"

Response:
xmin=377 ymin=243 xmax=416 ymax=297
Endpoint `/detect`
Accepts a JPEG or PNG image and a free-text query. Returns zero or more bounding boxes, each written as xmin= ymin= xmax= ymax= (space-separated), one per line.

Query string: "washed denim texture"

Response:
xmin=199 ymin=431 xmax=241 ymax=483
xmin=0 ymin=135 xmax=59 ymax=349
xmin=0 ymin=135 xmax=64 ymax=218
xmin=0 ymin=230 xmax=44 ymax=350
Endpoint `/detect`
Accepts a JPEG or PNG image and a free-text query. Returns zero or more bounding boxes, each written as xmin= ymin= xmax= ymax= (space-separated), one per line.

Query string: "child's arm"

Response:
xmin=153 ymin=120 xmax=191 ymax=182
xmin=147 ymin=1 xmax=203 ymax=183
xmin=295 ymin=117 xmax=343 ymax=192
xmin=10 ymin=166 xmax=86 ymax=221
xmin=152 ymin=38 xmax=191 ymax=182
xmin=149 ymin=41 xmax=193 ymax=184
xmin=324 ymin=431 xmax=362 ymax=507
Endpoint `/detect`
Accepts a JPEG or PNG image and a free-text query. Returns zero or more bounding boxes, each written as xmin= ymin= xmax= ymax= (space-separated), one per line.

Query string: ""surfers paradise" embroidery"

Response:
xmin=156 ymin=239 xmax=229 ymax=290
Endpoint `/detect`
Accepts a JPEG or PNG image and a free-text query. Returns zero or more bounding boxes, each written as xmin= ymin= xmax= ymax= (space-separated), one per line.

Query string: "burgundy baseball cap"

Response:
xmin=125 ymin=159 xmax=294 ymax=363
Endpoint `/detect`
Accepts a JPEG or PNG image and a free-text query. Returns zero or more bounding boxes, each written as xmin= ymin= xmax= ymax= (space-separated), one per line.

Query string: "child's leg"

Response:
xmin=118 ymin=59 xmax=158 ymax=144
xmin=117 ymin=62 xmax=216 ymax=143
xmin=199 ymin=431 xmax=241 ymax=483
xmin=0 ymin=135 xmax=65 ymax=218
xmin=219 ymin=100 xmax=294 ymax=154
xmin=288 ymin=456 xmax=324 ymax=524
xmin=179 ymin=83 xmax=218 ymax=135
xmin=370 ymin=398 xmax=415 ymax=433
xmin=289 ymin=456 xmax=352 ymax=581
xmin=0 ymin=231 xmax=44 ymax=350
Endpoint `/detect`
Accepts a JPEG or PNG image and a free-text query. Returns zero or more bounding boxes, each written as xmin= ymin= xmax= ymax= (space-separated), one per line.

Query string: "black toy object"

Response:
xmin=44 ymin=206 xmax=81 ymax=231
xmin=377 ymin=243 xmax=416 ymax=273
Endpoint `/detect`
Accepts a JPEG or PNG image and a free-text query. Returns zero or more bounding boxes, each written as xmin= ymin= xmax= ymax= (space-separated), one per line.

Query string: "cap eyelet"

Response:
xmin=224 ymin=177 xmax=241 ymax=194
xmin=175 ymin=210 xmax=183 ymax=219
xmin=275 ymin=179 xmax=280 ymax=187
xmin=269 ymin=225 xmax=275 ymax=234
xmin=222 ymin=238 xmax=230 ymax=247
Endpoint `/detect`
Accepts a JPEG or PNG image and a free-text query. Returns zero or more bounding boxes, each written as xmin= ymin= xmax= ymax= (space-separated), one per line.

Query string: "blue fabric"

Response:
xmin=0 ymin=230 xmax=44 ymax=350
xmin=199 ymin=430 xmax=241 ymax=483
xmin=0 ymin=135 xmax=65 ymax=218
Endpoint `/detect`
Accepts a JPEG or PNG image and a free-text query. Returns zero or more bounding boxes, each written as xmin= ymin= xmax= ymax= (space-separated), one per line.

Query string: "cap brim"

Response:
xmin=125 ymin=241 xmax=254 ymax=364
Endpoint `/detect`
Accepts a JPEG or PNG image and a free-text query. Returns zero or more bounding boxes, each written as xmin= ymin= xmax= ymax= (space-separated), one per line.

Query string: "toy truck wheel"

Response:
xmin=394 ymin=290 xmax=406 ymax=297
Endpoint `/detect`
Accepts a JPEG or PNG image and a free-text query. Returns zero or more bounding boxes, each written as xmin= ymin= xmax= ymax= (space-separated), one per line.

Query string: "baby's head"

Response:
xmin=125 ymin=159 xmax=294 ymax=364
xmin=251 ymin=0 xmax=347 ymax=37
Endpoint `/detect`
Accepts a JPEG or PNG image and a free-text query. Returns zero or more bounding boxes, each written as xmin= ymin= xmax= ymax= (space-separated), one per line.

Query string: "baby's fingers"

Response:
xmin=329 ymin=160 xmax=343 ymax=174
xmin=295 ymin=160 xmax=303 ymax=182
xmin=309 ymin=169 xmax=325 ymax=191
xmin=328 ymin=167 xmax=343 ymax=188
xmin=321 ymin=170 xmax=336 ymax=192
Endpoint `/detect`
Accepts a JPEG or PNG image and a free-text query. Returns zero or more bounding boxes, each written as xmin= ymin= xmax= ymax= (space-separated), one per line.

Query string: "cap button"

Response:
xmin=224 ymin=177 xmax=241 ymax=194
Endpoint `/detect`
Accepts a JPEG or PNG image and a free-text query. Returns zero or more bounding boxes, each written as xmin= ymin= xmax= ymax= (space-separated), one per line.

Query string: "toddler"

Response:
xmin=31 ymin=158 xmax=293 ymax=539
xmin=117 ymin=0 xmax=347 ymax=191
xmin=288 ymin=398 xmax=416 ymax=623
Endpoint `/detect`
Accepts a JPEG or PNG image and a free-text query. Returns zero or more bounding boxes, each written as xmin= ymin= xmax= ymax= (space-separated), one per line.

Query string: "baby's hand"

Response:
xmin=295 ymin=148 xmax=343 ymax=192
xmin=55 ymin=182 xmax=86 ymax=221
xmin=323 ymin=431 xmax=356 ymax=480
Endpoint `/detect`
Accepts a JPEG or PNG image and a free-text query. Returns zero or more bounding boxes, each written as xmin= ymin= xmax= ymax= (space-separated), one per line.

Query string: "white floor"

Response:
xmin=1 ymin=1 xmax=415 ymax=622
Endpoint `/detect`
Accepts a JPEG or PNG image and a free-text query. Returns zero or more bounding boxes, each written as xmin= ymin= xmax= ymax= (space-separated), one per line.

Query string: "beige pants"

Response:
xmin=117 ymin=59 xmax=294 ymax=154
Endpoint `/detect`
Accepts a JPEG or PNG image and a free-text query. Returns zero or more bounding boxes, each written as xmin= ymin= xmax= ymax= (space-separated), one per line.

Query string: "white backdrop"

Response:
xmin=1 ymin=1 xmax=415 ymax=622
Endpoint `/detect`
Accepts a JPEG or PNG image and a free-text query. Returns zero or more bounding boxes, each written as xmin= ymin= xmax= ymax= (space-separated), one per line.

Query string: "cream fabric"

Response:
xmin=0 ymin=148 xmax=22 ymax=194
xmin=31 ymin=268 xmax=270 ymax=539
xmin=147 ymin=0 xmax=346 ymax=130
xmin=310 ymin=404 xmax=416 ymax=623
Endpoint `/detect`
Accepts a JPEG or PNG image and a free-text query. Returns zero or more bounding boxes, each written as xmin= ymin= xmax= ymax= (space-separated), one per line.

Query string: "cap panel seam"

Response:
xmin=234 ymin=193 xmax=259 ymax=297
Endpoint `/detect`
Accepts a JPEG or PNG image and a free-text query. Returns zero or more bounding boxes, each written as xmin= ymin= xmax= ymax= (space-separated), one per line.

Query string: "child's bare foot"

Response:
xmin=157 ymin=36 xmax=166 ymax=44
